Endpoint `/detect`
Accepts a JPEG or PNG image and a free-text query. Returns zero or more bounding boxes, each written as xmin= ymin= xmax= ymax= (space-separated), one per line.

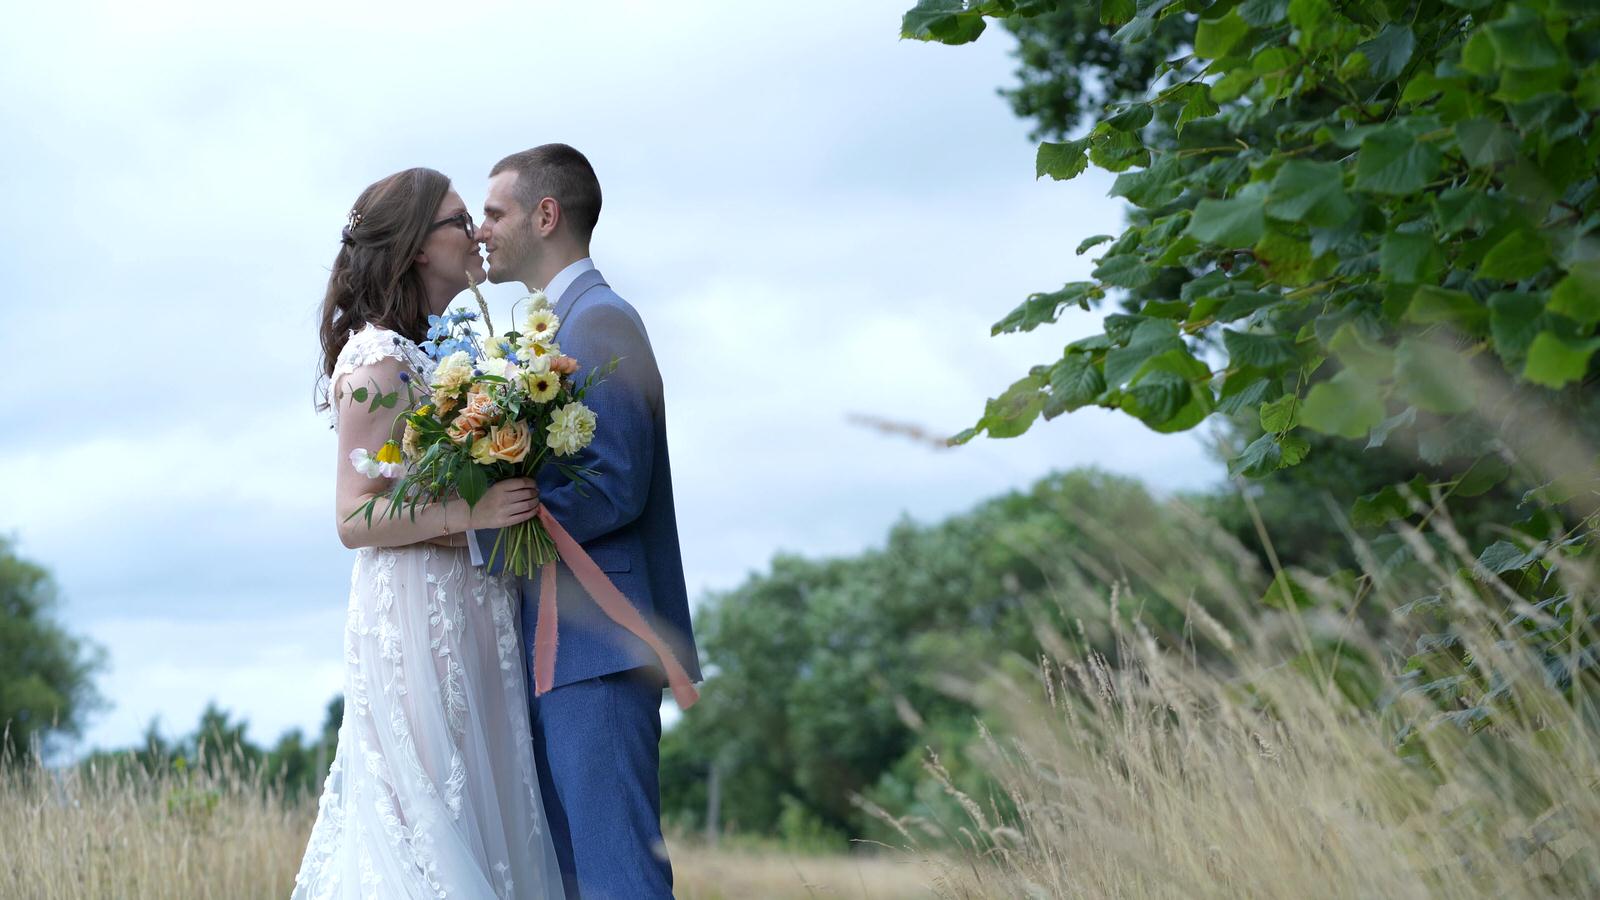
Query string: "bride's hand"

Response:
xmin=468 ymin=478 xmax=540 ymax=529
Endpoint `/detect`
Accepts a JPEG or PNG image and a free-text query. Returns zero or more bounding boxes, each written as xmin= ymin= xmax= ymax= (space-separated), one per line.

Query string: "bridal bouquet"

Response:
xmin=348 ymin=282 xmax=614 ymax=579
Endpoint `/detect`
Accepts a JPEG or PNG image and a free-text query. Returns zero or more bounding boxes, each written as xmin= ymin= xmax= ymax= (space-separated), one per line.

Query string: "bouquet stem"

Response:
xmin=488 ymin=519 xmax=558 ymax=580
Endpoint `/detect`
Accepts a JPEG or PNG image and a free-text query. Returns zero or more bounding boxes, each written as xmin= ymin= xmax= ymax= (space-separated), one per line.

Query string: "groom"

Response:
xmin=469 ymin=143 xmax=701 ymax=899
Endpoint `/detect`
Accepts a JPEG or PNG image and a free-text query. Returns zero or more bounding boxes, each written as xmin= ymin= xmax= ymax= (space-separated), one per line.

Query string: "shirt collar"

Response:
xmin=541 ymin=257 xmax=596 ymax=307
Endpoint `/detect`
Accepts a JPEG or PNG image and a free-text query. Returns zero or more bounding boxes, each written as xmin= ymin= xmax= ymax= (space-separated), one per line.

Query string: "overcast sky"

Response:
xmin=1 ymin=0 xmax=1224 ymax=751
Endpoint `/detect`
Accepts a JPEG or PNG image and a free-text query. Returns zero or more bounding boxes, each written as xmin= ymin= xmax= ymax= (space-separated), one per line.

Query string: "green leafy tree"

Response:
xmin=905 ymin=0 xmax=1600 ymax=700
xmin=663 ymin=469 xmax=1250 ymax=842
xmin=0 ymin=536 xmax=103 ymax=760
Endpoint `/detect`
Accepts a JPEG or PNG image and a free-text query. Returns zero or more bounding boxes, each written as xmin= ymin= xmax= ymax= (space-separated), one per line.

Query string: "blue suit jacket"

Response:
xmin=476 ymin=268 xmax=701 ymax=691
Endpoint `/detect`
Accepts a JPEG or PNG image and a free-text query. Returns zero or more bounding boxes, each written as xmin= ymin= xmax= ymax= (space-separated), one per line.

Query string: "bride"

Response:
xmin=293 ymin=167 xmax=563 ymax=899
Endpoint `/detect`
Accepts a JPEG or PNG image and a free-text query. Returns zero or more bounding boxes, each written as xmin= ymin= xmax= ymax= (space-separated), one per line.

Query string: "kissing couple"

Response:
xmin=293 ymin=144 xmax=701 ymax=899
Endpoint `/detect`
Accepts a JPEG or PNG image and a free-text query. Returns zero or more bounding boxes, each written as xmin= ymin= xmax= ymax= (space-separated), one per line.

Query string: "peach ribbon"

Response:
xmin=532 ymin=506 xmax=700 ymax=710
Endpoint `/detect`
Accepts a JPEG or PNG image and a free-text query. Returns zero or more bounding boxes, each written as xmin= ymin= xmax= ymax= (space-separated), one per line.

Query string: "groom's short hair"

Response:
xmin=491 ymin=144 xmax=602 ymax=243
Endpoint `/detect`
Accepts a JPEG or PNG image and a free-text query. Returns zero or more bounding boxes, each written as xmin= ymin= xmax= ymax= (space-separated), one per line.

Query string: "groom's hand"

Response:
xmin=469 ymin=478 xmax=540 ymax=529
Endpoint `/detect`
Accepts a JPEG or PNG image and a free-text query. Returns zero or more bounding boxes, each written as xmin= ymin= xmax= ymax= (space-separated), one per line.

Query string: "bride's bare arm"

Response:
xmin=334 ymin=358 xmax=537 ymax=549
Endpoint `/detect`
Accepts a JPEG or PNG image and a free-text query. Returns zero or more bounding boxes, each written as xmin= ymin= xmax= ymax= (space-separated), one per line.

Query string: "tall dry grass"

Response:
xmin=873 ymin=502 xmax=1600 ymax=899
xmin=0 ymin=746 xmax=934 ymax=898
xmin=0 ymin=749 xmax=308 ymax=899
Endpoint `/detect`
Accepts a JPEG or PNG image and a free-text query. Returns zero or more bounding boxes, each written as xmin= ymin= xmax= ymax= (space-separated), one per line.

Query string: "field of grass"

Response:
xmin=5 ymin=516 xmax=1598 ymax=898
xmin=0 ymin=756 xmax=933 ymax=898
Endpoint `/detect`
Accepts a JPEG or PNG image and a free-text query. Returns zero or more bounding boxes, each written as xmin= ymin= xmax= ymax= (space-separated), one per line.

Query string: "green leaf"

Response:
xmin=456 ymin=460 xmax=489 ymax=506
xmin=980 ymin=374 xmax=1047 ymax=439
xmin=1110 ymin=157 xmax=1183 ymax=208
xmin=1477 ymin=228 xmax=1549 ymax=282
xmin=1353 ymin=485 xmax=1411 ymax=527
xmin=991 ymin=282 xmax=1096 ymax=335
xmin=1523 ymin=331 xmax=1600 ymax=388
xmin=1456 ymin=456 xmax=1511 ymax=497
xmin=1259 ymin=394 xmax=1300 ymax=432
xmin=1036 ymin=139 xmax=1089 ymax=181
xmin=351 ymin=387 xmax=369 ymax=403
xmin=1260 ymin=573 xmax=1314 ymax=609
xmin=1405 ymin=285 xmax=1488 ymax=333
xmin=1104 ymin=320 xmax=1183 ymax=386
xmin=1301 ymin=369 xmax=1386 ymax=439
xmin=1548 ymin=262 xmax=1600 ymax=325
xmin=1356 ymin=127 xmax=1442 ymax=195
xmin=1381 ymin=232 xmax=1443 ymax=284
xmin=1195 ymin=8 xmax=1249 ymax=58
xmin=1218 ymin=368 xmax=1276 ymax=415
xmin=1455 ymin=118 xmax=1519 ymax=169
xmin=1230 ymin=432 xmax=1290 ymax=477
xmin=1475 ymin=540 xmax=1541 ymax=577
xmin=1223 ymin=329 xmax=1298 ymax=369
xmin=1329 ymin=323 xmax=1396 ymax=381
xmin=1123 ymin=370 xmax=1191 ymax=425
xmin=1089 ymin=130 xmax=1150 ymax=172
xmin=1355 ymin=24 xmax=1415 ymax=82
xmin=1287 ymin=0 xmax=1330 ymax=31
xmin=1395 ymin=339 xmax=1475 ymax=413
xmin=1265 ymin=160 xmax=1355 ymax=228
xmin=1099 ymin=0 xmax=1136 ymax=25
xmin=1185 ymin=196 xmax=1266 ymax=248
xmin=1093 ymin=254 xmax=1154 ymax=289
xmin=1488 ymin=291 xmax=1545 ymax=362
xmin=901 ymin=0 xmax=986 ymax=43
xmin=1484 ymin=9 xmax=1564 ymax=71
xmin=1044 ymin=354 xmax=1106 ymax=418
xmin=1104 ymin=103 xmax=1154 ymax=132
xmin=1239 ymin=0 xmax=1288 ymax=25
xmin=1254 ymin=228 xmax=1315 ymax=286
xmin=1434 ymin=187 xmax=1502 ymax=236
xmin=1417 ymin=417 xmax=1493 ymax=464
xmin=1176 ymin=85 xmax=1220 ymax=133
xmin=1076 ymin=234 xmax=1114 ymax=256
xmin=1366 ymin=406 xmax=1416 ymax=449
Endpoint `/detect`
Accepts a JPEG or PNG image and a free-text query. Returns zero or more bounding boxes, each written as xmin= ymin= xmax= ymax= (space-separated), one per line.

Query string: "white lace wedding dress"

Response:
xmin=292 ymin=326 xmax=562 ymax=900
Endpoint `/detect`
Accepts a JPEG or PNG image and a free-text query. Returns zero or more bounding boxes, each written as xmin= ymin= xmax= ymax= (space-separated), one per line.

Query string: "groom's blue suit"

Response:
xmin=473 ymin=266 xmax=701 ymax=899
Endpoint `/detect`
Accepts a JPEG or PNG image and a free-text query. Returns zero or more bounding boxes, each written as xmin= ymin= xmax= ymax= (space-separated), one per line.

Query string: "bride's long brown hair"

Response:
xmin=317 ymin=167 xmax=451 ymax=409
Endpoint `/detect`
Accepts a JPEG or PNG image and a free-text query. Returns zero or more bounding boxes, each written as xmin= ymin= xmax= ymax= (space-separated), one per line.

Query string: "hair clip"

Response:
xmin=341 ymin=209 xmax=364 ymax=247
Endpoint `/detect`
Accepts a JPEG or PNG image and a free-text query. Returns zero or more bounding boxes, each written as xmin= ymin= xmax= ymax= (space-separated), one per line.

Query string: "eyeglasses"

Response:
xmin=429 ymin=211 xmax=476 ymax=240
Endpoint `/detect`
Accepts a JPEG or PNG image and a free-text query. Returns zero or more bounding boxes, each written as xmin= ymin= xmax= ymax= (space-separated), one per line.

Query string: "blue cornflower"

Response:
xmin=399 ymin=372 xmax=410 ymax=383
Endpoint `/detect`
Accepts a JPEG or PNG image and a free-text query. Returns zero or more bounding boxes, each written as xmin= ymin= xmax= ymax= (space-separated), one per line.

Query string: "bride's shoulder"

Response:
xmin=333 ymin=324 xmax=428 ymax=380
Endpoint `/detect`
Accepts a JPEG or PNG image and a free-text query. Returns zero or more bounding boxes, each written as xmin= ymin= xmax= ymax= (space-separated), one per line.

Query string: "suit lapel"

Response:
xmin=556 ymin=268 xmax=608 ymax=322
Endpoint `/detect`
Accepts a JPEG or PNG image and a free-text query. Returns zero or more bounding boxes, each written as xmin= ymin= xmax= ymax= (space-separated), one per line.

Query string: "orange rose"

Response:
xmin=472 ymin=421 xmax=532 ymax=464
xmin=550 ymin=355 xmax=579 ymax=376
xmin=447 ymin=413 xmax=487 ymax=444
